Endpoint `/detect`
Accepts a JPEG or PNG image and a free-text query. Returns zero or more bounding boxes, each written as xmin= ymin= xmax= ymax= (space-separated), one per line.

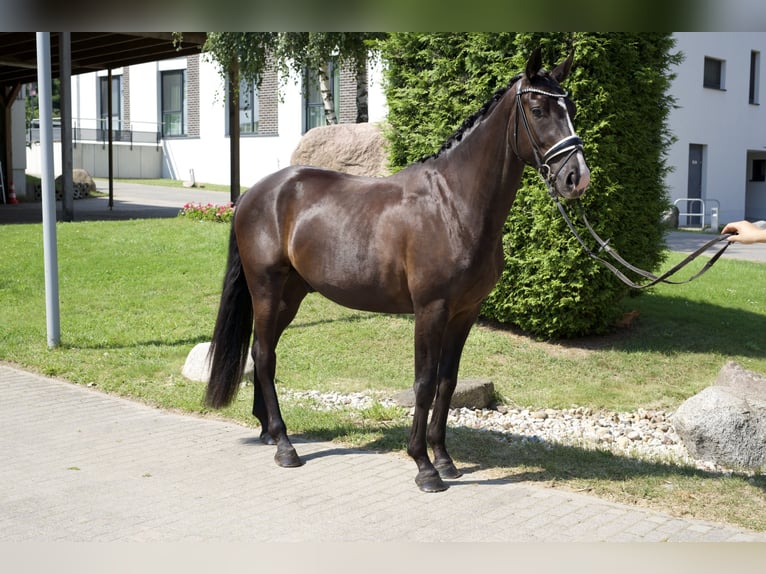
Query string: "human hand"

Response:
xmin=722 ymin=220 xmax=766 ymax=244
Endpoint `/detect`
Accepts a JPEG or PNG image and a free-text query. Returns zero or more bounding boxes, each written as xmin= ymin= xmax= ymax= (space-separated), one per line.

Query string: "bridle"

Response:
xmin=513 ymin=84 xmax=584 ymax=187
xmin=512 ymin=80 xmax=731 ymax=290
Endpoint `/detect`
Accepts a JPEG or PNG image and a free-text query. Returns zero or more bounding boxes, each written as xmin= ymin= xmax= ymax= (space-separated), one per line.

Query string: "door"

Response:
xmin=687 ymin=144 xmax=703 ymax=226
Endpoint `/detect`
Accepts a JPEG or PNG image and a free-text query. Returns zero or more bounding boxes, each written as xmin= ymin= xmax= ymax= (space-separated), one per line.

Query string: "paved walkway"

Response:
xmin=666 ymin=230 xmax=766 ymax=264
xmin=0 ymin=180 xmax=230 ymax=225
xmin=1 ymin=364 xmax=764 ymax=542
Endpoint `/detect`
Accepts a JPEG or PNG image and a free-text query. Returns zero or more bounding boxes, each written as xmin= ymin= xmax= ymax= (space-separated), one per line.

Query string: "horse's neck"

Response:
xmin=431 ymin=91 xmax=523 ymax=241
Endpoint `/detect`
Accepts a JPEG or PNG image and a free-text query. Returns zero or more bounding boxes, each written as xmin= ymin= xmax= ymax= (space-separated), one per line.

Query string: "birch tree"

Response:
xmin=202 ymin=32 xmax=385 ymax=125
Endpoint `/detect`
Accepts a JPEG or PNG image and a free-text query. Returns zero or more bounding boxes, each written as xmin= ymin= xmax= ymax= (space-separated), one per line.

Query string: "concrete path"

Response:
xmin=665 ymin=230 xmax=766 ymax=264
xmin=1 ymin=364 xmax=764 ymax=542
xmin=0 ymin=180 xmax=230 ymax=224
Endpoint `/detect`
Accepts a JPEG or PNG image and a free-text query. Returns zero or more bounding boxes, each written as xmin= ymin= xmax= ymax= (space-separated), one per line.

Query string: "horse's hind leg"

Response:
xmin=428 ymin=307 xmax=480 ymax=480
xmin=252 ymin=271 xmax=309 ymax=446
xmin=248 ymin=268 xmax=305 ymax=468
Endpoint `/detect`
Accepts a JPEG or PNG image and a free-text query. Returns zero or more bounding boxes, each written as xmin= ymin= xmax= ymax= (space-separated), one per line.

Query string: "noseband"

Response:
xmin=513 ymin=86 xmax=584 ymax=186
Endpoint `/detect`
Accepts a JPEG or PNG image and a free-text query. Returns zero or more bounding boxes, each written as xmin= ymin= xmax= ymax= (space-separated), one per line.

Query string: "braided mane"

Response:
xmin=421 ymin=74 xmax=523 ymax=162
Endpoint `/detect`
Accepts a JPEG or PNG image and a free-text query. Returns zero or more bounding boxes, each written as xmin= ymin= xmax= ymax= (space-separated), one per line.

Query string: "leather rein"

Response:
xmin=514 ymin=83 xmax=732 ymax=290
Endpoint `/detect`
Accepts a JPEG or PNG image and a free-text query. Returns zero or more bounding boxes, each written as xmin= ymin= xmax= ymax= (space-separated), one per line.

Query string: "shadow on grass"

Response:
xmin=289 ymin=311 xmax=411 ymax=331
xmin=58 ymin=334 xmax=211 ymax=351
xmin=480 ymin=294 xmax=766 ymax=360
xmin=283 ymin=420 xmax=765 ymax=495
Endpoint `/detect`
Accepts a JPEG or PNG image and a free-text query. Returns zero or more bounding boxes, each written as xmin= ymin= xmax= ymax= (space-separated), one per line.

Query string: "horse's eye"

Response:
xmin=531 ymin=107 xmax=543 ymax=118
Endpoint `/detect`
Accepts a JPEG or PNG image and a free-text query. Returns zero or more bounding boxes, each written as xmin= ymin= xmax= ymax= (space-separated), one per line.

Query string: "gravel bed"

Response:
xmin=282 ymin=389 xmax=731 ymax=474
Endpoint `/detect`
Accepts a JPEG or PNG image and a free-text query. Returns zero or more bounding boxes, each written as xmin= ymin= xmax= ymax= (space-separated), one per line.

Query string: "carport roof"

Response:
xmin=0 ymin=32 xmax=207 ymax=87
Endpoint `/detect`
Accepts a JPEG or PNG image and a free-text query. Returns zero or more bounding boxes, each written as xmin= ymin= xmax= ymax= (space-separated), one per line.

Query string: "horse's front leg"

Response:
xmin=408 ymin=301 xmax=449 ymax=492
xmin=428 ymin=307 xmax=480 ymax=480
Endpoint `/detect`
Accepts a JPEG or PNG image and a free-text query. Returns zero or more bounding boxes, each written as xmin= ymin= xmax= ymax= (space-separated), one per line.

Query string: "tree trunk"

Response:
xmin=317 ymin=63 xmax=337 ymax=125
xmin=355 ymin=53 xmax=369 ymax=124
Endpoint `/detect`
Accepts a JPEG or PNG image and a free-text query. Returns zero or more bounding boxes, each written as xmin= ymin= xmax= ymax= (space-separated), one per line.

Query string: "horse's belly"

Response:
xmin=292 ymin=250 xmax=413 ymax=313
xmin=320 ymin=287 xmax=414 ymax=315
xmin=300 ymin=270 xmax=415 ymax=315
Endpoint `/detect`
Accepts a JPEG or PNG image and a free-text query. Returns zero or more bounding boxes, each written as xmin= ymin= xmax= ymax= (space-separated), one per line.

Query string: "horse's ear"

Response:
xmin=551 ymin=48 xmax=574 ymax=83
xmin=525 ymin=47 xmax=543 ymax=79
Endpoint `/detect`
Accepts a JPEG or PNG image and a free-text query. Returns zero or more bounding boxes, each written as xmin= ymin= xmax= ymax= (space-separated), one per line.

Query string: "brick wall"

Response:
xmin=258 ymin=64 xmax=279 ymax=136
xmin=338 ymin=61 xmax=357 ymax=124
xmin=122 ymin=67 xmax=130 ymax=130
xmin=187 ymin=54 xmax=200 ymax=137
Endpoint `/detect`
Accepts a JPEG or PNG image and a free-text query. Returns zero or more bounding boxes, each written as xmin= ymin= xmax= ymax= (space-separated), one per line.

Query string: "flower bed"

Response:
xmin=178 ymin=202 xmax=235 ymax=223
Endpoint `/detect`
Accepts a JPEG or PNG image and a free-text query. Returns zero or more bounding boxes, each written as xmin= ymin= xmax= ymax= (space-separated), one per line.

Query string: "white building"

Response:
xmin=666 ymin=32 xmax=766 ymax=227
xmin=26 ymin=52 xmax=387 ymax=190
xmin=22 ymin=33 xmax=766 ymax=228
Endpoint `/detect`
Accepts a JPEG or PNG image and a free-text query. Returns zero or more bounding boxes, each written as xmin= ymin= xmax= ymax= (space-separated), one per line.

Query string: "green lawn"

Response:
xmin=1 ymin=217 xmax=765 ymax=530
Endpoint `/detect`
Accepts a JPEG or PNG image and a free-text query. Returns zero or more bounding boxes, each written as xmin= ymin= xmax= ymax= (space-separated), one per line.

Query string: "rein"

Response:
xmin=514 ymin=81 xmax=732 ymax=290
xmin=550 ymin=193 xmax=732 ymax=289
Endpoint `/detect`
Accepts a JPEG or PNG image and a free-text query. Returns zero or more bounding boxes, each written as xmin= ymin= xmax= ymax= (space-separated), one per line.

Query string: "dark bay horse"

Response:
xmin=205 ymin=48 xmax=590 ymax=492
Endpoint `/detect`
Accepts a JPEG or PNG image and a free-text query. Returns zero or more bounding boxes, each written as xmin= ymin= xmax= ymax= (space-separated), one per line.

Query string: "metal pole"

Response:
xmin=59 ymin=32 xmax=74 ymax=222
xmin=108 ymin=68 xmax=114 ymax=209
xmin=36 ymin=32 xmax=61 ymax=348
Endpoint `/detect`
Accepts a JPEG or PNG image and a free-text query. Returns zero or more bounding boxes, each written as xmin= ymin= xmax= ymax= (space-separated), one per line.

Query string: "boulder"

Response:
xmin=660 ymin=205 xmax=679 ymax=229
xmin=53 ymin=169 xmax=97 ymax=200
xmin=393 ymin=378 xmax=495 ymax=410
xmin=673 ymin=361 xmax=766 ymax=470
xmin=182 ymin=342 xmax=254 ymax=383
xmin=290 ymin=122 xmax=390 ymax=177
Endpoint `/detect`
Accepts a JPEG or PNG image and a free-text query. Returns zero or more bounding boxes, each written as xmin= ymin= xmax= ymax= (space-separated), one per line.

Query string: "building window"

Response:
xmin=752 ymin=159 xmax=766 ymax=182
xmin=703 ymin=56 xmax=725 ymax=90
xmin=750 ymin=50 xmax=760 ymax=105
xmin=98 ymin=75 xmax=122 ymax=135
xmin=239 ymin=80 xmax=259 ymax=134
xmin=303 ymin=62 xmax=340 ymax=132
xmin=226 ymin=79 xmax=259 ymax=135
xmin=161 ymin=70 xmax=186 ymax=137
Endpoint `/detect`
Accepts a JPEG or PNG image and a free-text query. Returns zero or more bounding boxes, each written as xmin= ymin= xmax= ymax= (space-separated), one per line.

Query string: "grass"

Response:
xmin=1 ymin=217 xmax=765 ymax=530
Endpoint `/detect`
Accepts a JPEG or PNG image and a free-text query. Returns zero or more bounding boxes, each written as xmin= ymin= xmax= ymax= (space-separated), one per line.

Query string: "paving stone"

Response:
xmin=1 ymin=364 xmax=764 ymax=542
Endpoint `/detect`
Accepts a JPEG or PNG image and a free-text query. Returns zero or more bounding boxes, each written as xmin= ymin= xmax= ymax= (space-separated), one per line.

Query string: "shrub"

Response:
xmin=178 ymin=202 xmax=235 ymax=223
xmin=379 ymin=33 xmax=679 ymax=338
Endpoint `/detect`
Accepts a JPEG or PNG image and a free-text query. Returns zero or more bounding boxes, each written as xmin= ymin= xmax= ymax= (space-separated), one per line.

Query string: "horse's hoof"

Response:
xmin=275 ymin=447 xmax=303 ymax=468
xmin=415 ymin=470 xmax=448 ymax=493
xmin=434 ymin=460 xmax=463 ymax=480
xmin=260 ymin=431 xmax=276 ymax=446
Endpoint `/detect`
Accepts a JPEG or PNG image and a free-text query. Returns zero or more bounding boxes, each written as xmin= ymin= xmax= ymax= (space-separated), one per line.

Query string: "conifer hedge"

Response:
xmin=379 ymin=33 xmax=680 ymax=338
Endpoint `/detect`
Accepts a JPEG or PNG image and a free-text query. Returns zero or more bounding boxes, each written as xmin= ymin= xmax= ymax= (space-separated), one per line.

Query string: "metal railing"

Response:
xmin=27 ymin=118 xmax=163 ymax=148
xmin=673 ymin=198 xmax=721 ymax=231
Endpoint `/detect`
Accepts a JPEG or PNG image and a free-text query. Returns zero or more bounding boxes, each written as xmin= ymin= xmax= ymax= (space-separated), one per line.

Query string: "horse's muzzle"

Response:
xmin=556 ymin=153 xmax=590 ymax=199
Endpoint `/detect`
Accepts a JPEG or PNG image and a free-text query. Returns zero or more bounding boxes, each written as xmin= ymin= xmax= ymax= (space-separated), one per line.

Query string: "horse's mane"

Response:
xmin=420 ymin=73 xmax=523 ymax=163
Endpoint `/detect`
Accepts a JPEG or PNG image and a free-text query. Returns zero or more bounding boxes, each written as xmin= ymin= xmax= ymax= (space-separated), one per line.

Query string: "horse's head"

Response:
xmin=512 ymin=47 xmax=590 ymax=200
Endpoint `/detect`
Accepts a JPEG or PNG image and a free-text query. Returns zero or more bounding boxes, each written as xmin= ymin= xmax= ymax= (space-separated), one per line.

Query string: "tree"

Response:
xmin=202 ymin=32 xmax=386 ymax=125
xmin=380 ymin=33 xmax=679 ymax=338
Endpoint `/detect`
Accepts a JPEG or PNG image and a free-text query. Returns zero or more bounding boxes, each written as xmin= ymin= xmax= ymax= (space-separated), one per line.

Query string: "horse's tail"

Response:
xmin=205 ymin=223 xmax=253 ymax=409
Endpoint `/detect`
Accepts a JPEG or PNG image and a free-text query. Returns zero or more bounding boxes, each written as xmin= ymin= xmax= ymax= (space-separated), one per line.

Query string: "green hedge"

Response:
xmin=379 ymin=33 xmax=679 ymax=338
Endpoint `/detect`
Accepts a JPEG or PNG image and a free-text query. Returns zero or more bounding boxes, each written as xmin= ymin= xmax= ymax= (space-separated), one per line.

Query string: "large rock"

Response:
xmin=673 ymin=361 xmax=766 ymax=470
xmin=52 ymin=168 xmax=97 ymax=200
xmin=393 ymin=378 xmax=495 ymax=409
xmin=290 ymin=123 xmax=390 ymax=177
xmin=182 ymin=342 xmax=254 ymax=383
